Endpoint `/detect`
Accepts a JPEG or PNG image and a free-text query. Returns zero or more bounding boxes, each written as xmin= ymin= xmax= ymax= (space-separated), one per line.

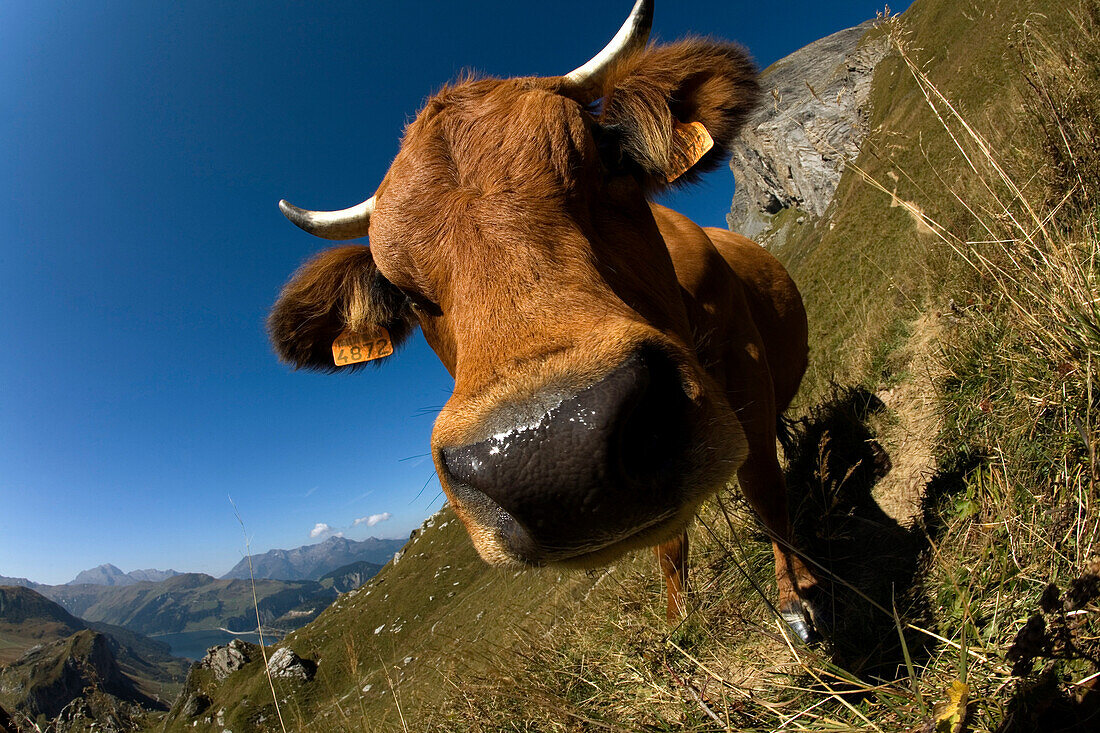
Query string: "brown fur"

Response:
xmin=270 ymin=37 xmax=817 ymax=626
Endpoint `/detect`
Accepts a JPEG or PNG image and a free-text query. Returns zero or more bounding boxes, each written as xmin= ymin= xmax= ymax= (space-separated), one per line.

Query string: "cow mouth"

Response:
xmin=449 ymin=478 xmax=691 ymax=568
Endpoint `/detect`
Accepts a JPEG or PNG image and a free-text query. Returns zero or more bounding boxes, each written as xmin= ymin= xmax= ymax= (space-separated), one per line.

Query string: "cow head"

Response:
xmin=270 ymin=0 xmax=760 ymax=568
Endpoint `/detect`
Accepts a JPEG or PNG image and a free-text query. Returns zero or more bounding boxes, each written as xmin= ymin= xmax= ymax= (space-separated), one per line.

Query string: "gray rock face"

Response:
xmin=727 ymin=20 xmax=891 ymax=241
xmin=198 ymin=639 xmax=252 ymax=681
xmin=265 ymin=646 xmax=315 ymax=681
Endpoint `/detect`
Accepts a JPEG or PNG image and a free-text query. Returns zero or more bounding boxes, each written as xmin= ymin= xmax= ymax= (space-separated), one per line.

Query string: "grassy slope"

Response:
xmin=160 ymin=510 xmax=656 ymax=731
xmin=777 ymin=0 xmax=1052 ymax=398
xmin=161 ymin=0 xmax=1100 ymax=729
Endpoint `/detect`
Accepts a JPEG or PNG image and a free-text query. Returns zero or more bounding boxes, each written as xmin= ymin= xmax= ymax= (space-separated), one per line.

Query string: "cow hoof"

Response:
xmin=780 ymin=601 xmax=822 ymax=645
xmin=805 ymin=594 xmax=833 ymax=637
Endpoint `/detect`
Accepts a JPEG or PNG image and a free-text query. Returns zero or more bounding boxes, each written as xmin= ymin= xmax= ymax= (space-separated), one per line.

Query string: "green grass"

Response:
xmin=156 ymin=511 xmax=668 ymax=732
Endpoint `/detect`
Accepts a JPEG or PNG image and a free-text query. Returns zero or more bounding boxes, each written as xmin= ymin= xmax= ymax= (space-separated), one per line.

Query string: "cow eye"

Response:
xmin=404 ymin=290 xmax=442 ymax=318
xmin=593 ymin=122 xmax=627 ymax=173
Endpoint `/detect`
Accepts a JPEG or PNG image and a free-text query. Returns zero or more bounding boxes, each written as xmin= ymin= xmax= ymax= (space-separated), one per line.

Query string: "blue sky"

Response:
xmin=0 ymin=0 xmax=906 ymax=585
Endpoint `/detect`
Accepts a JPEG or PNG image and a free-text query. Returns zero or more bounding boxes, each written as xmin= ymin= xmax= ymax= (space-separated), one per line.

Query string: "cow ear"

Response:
xmin=268 ymin=245 xmax=417 ymax=372
xmin=596 ymin=39 xmax=760 ymax=193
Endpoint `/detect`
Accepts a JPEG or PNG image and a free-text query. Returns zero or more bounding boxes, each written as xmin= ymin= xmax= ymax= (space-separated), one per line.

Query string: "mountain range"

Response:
xmin=2 ymin=534 xmax=407 ymax=591
xmin=68 ymin=564 xmax=183 ymax=586
xmin=219 ymin=535 xmax=404 ymax=581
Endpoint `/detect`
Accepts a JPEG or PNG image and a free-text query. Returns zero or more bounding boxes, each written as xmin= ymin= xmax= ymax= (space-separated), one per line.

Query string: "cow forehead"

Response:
xmin=368 ymin=78 xmax=607 ymax=286
xmin=388 ymin=78 xmax=597 ymax=202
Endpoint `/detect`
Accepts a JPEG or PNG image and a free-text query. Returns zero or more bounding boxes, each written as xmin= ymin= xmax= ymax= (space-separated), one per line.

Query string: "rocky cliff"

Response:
xmin=0 ymin=630 xmax=148 ymax=719
xmin=727 ymin=19 xmax=891 ymax=244
xmin=0 ymin=586 xmax=189 ymax=712
xmin=318 ymin=560 xmax=385 ymax=593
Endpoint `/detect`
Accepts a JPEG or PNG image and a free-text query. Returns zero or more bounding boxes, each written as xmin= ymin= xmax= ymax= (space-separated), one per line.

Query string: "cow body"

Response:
xmin=651 ymin=205 xmax=813 ymax=623
xmin=270 ymin=0 xmax=821 ymax=640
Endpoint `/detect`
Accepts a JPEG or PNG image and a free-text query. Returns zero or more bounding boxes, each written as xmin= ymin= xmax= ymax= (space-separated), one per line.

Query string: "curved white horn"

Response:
xmin=561 ymin=0 xmax=653 ymax=101
xmin=278 ymin=196 xmax=375 ymax=240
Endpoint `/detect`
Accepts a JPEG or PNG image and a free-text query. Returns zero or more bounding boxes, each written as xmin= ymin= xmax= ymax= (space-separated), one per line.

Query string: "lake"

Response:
xmin=152 ymin=629 xmax=283 ymax=660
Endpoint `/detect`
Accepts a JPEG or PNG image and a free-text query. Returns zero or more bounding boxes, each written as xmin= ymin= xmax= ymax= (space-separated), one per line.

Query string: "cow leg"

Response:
xmin=737 ymin=450 xmax=821 ymax=643
xmin=655 ymin=529 xmax=689 ymax=622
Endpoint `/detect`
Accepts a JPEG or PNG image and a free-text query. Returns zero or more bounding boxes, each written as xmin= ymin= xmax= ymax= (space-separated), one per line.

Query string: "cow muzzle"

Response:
xmin=438 ymin=347 xmax=698 ymax=566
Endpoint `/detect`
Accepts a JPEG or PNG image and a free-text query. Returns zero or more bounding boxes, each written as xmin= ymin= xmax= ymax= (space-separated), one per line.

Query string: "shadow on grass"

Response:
xmin=782 ymin=385 xmax=960 ymax=679
xmin=997 ymin=668 xmax=1100 ymax=733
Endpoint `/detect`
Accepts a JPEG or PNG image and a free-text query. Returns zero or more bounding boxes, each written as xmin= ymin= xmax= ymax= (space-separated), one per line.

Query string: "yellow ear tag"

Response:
xmin=666 ymin=121 xmax=715 ymax=182
xmin=332 ymin=327 xmax=394 ymax=366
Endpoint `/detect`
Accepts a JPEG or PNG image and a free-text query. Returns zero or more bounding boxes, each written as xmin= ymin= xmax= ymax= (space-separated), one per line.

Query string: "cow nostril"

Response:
xmin=613 ymin=348 xmax=693 ymax=486
xmin=446 ymin=480 xmax=544 ymax=564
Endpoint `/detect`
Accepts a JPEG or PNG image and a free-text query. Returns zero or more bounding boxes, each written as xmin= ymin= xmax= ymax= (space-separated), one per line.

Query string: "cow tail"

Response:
xmin=776 ymin=414 xmax=798 ymax=457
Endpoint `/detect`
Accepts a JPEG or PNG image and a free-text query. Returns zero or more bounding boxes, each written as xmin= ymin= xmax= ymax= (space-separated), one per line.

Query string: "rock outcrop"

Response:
xmin=265 ymin=646 xmax=315 ymax=681
xmin=168 ymin=640 xmax=257 ymax=725
xmin=727 ymin=19 xmax=891 ymax=243
xmin=198 ymin=639 xmax=253 ymax=681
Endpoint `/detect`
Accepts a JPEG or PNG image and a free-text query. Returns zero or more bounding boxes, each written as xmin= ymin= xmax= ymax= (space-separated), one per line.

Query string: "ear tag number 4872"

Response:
xmin=332 ymin=327 xmax=393 ymax=366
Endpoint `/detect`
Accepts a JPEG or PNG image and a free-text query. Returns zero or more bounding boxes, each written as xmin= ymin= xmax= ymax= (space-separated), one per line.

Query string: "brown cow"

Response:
xmin=269 ymin=0 xmax=821 ymax=641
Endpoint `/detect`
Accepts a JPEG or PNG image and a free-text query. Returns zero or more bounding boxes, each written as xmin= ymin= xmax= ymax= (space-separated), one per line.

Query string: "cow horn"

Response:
xmin=278 ymin=196 xmax=375 ymax=240
xmin=561 ymin=0 xmax=653 ymax=101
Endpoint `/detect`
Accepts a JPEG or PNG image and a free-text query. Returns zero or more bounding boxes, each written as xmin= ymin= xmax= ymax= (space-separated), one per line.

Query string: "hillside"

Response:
xmin=751 ymin=0 xmax=1078 ymax=397
xmin=160 ymin=508 xmax=649 ymax=730
xmin=42 ymin=573 xmax=336 ymax=637
xmin=0 ymin=587 xmax=189 ymax=727
xmin=0 ymin=586 xmax=85 ymax=664
xmin=220 ymin=536 xmax=404 ymax=581
xmin=0 ymin=630 xmax=160 ymax=726
xmin=159 ymin=0 xmax=1100 ymax=729
xmin=317 ymin=560 xmax=385 ymax=593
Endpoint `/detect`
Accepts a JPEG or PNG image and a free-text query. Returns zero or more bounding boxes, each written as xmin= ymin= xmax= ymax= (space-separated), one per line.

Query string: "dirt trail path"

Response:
xmin=872 ymin=312 xmax=946 ymax=527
